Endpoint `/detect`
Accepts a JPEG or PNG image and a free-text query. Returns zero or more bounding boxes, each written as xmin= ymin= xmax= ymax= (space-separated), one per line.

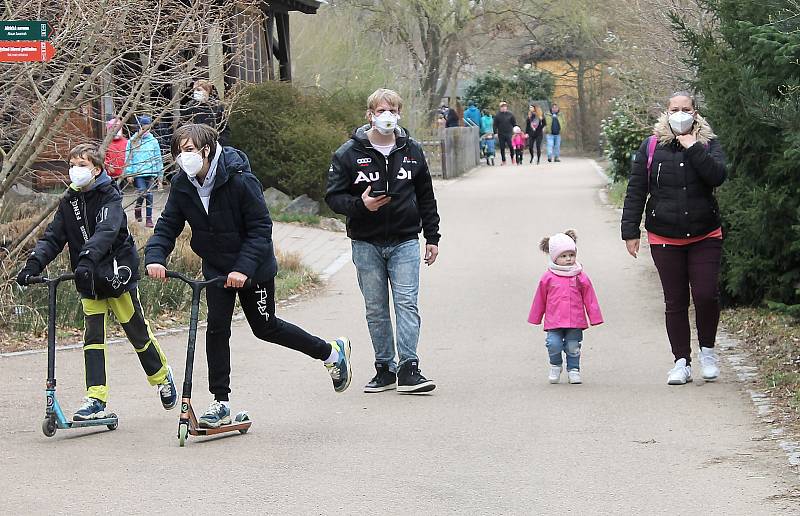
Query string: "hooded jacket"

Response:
xmin=325 ymin=125 xmax=441 ymax=246
xmin=480 ymin=114 xmax=494 ymax=135
xmin=464 ymin=105 xmax=481 ymax=129
xmin=125 ymin=132 xmax=164 ymax=178
xmin=145 ymin=146 xmax=277 ymax=282
xmin=621 ymin=113 xmax=726 ymax=240
xmin=27 ymin=172 xmax=140 ymax=299
xmin=544 ymin=112 xmax=565 ymax=135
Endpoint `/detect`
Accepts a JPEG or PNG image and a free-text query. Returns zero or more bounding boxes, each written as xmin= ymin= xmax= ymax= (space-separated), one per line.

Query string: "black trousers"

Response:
xmin=498 ymin=134 xmax=513 ymax=162
xmin=528 ymin=133 xmax=543 ymax=162
xmin=205 ymin=278 xmax=331 ymax=401
xmin=650 ymin=238 xmax=722 ymax=364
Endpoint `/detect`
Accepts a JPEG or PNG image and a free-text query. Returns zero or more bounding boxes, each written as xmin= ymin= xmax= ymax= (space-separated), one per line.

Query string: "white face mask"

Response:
xmin=668 ymin=111 xmax=695 ymax=135
xmin=69 ymin=166 xmax=95 ymax=189
xmin=177 ymin=151 xmax=204 ymax=177
xmin=193 ymin=90 xmax=208 ymax=102
xmin=373 ymin=111 xmax=400 ymax=135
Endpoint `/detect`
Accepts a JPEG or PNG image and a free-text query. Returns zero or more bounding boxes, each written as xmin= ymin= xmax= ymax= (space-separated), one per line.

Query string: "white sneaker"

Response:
xmin=548 ymin=365 xmax=562 ymax=384
xmin=667 ymin=358 xmax=692 ymax=385
xmin=568 ymin=369 xmax=582 ymax=384
xmin=699 ymin=347 xmax=720 ymax=381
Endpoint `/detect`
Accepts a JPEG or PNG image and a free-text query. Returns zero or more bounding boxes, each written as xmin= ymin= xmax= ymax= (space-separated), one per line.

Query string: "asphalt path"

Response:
xmin=1 ymin=158 xmax=797 ymax=514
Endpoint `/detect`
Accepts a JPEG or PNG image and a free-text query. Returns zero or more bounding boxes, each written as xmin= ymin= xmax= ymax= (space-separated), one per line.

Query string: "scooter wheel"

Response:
xmin=234 ymin=411 xmax=250 ymax=434
xmin=178 ymin=423 xmax=188 ymax=447
xmin=42 ymin=417 xmax=57 ymax=437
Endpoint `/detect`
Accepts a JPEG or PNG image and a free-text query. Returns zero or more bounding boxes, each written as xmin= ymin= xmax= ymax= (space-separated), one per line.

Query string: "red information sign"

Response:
xmin=0 ymin=40 xmax=55 ymax=62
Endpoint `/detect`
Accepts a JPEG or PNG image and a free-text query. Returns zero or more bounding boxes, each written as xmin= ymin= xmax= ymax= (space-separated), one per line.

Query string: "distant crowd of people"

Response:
xmin=436 ymin=99 xmax=566 ymax=166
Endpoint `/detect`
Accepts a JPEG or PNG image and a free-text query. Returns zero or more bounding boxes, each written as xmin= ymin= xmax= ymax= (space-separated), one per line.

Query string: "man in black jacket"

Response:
xmin=493 ymin=101 xmax=517 ymax=165
xmin=146 ymin=124 xmax=351 ymax=429
xmin=326 ymin=88 xmax=440 ymax=394
xmin=17 ymin=143 xmax=177 ymax=421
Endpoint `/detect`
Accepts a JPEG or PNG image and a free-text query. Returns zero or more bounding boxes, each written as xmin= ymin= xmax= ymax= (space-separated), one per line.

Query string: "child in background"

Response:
xmin=528 ymin=230 xmax=603 ymax=384
xmin=104 ymin=118 xmax=127 ymax=183
xmin=17 ymin=143 xmax=177 ymax=420
xmin=512 ymin=126 xmax=526 ymax=165
xmin=481 ymin=133 xmax=496 ymax=166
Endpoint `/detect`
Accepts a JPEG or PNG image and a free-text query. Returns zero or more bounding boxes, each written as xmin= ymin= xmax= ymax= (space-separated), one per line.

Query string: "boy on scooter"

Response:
xmin=144 ymin=124 xmax=351 ymax=429
xmin=16 ymin=143 xmax=177 ymax=420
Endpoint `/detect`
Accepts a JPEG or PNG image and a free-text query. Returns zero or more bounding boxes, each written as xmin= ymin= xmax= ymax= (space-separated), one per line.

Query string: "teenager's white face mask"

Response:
xmin=177 ymin=152 xmax=204 ymax=177
xmin=373 ymin=111 xmax=400 ymax=135
xmin=69 ymin=166 xmax=95 ymax=189
xmin=668 ymin=111 xmax=695 ymax=135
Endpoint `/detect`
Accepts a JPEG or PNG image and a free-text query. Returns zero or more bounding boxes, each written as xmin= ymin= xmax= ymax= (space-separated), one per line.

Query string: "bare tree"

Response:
xmin=0 ymin=0 xmax=261 ymax=274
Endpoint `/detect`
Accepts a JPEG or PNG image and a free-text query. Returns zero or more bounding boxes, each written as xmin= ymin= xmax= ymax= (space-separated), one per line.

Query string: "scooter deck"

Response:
xmin=190 ymin=421 xmax=252 ymax=436
xmin=67 ymin=416 xmax=118 ymax=429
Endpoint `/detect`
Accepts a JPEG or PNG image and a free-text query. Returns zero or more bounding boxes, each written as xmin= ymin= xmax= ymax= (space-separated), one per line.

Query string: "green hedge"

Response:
xmin=228 ymin=82 xmax=367 ymax=200
xmin=600 ymin=99 xmax=652 ymax=183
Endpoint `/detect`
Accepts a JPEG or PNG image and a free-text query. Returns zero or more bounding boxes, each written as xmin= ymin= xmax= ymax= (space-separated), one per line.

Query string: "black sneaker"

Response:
xmin=397 ymin=360 xmax=435 ymax=394
xmin=554 ymin=157 xmax=561 ymax=162
xmin=364 ymin=363 xmax=397 ymax=393
xmin=547 ymin=158 xmax=552 ymax=162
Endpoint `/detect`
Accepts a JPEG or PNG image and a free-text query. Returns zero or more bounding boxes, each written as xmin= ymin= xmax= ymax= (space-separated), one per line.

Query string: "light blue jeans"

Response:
xmin=352 ymin=239 xmax=421 ymax=372
xmin=546 ymin=134 xmax=561 ymax=159
xmin=546 ymin=328 xmax=583 ymax=371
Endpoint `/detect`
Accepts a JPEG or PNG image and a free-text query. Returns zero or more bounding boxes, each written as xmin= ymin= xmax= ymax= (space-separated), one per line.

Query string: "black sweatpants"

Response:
xmin=205 ymin=278 xmax=332 ymax=401
xmin=650 ymin=237 xmax=722 ymax=365
xmin=498 ymin=133 xmax=513 ymax=163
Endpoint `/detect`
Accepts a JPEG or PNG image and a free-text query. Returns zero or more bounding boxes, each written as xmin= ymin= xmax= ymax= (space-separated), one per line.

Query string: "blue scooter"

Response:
xmin=29 ymin=274 xmax=119 ymax=437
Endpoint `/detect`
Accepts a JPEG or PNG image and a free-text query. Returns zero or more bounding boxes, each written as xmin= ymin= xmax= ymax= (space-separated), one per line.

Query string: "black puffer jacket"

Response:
xmin=325 ymin=125 xmax=441 ymax=246
xmin=28 ymin=173 xmax=140 ymax=298
xmin=621 ymin=114 xmax=727 ymax=240
xmin=145 ymin=146 xmax=277 ymax=282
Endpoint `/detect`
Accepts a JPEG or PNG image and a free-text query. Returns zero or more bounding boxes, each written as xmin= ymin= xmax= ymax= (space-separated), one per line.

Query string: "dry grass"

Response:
xmin=721 ymin=308 xmax=800 ymax=430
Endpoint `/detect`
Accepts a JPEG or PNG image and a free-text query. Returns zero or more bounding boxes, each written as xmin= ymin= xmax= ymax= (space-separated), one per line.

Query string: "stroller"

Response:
xmin=480 ymin=133 xmax=496 ymax=166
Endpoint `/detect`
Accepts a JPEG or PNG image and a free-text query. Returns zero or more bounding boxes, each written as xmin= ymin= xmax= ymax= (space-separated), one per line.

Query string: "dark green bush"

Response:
xmin=228 ymin=82 xmax=367 ymax=200
xmin=674 ymin=0 xmax=800 ymax=307
xmin=600 ymin=99 xmax=653 ymax=183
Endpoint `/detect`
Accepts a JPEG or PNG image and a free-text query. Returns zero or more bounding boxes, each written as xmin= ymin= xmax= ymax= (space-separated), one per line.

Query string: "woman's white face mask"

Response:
xmin=69 ymin=166 xmax=96 ymax=189
xmin=372 ymin=111 xmax=400 ymax=135
xmin=668 ymin=111 xmax=695 ymax=135
xmin=177 ymin=151 xmax=205 ymax=177
xmin=193 ymin=90 xmax=209 ymax=102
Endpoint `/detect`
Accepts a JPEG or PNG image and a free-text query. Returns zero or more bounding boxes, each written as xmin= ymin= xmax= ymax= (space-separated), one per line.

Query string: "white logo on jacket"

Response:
xmin=354 ymin=171 xmax=380 ymax=184
xmin=397 ymin=167 xmax=411 ymax=180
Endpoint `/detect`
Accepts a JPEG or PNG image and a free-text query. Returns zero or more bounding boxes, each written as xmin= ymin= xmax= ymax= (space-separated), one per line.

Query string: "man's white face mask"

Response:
xmin=177 ymin=151 xmax=204 ymax=177
xmin=373 ymin=111 xmax=400 ymax=135
xmin=668 ymin=111 xmax=695 ymax=135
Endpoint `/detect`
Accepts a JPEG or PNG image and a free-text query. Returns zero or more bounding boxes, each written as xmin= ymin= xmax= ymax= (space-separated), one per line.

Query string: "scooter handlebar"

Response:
xmin=26 ymin=273 xmax=75 ymax=285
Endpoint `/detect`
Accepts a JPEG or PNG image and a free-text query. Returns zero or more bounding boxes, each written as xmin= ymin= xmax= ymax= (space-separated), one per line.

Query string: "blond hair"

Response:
xmin=69 ymin=142 xmax=104 ymax=169
xmin=193 ymin=79 xmax=214 ymax=95
xmin=367 ymin=88 xmax=403 ymax=112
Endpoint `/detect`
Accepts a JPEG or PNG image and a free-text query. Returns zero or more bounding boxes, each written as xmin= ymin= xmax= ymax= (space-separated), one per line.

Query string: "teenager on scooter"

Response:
xmin=16 ymin=143 xmax=177 ymax=421
xmin=145 ymin=124 xmax=352 ymax=429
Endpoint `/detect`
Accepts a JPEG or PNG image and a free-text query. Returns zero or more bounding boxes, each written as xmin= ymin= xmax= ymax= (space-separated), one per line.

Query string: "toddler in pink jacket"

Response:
xmin=528 ymin=230 xmax=603 ymax=384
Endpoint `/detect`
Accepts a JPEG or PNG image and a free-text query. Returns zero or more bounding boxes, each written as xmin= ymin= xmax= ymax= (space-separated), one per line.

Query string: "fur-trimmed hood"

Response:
xmin=653 ymin=112 xmax=716 ymax=146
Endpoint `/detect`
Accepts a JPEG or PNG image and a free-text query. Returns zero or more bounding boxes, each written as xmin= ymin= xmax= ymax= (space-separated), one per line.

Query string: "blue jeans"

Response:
xmin=546 ymin=134 xmax=561 ymax=159
xmin=546 ymin=328 xmax=582 ymax=370
xmin=133 ymin=176 xmax=155 ymax=217
xmin=351 ymin=239 xmax=421 ymax=372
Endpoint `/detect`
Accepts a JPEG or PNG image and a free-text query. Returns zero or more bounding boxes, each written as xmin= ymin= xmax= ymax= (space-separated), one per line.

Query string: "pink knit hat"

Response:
xmin=547 ymin=232 xmax=577 ymax=262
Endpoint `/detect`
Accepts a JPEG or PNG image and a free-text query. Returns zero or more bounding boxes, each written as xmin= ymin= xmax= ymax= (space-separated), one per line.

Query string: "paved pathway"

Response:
xmin=2 ymin=159 xmax=798 ymax=514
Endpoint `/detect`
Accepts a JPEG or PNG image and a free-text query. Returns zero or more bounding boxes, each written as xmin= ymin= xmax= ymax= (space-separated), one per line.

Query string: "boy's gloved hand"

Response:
xmin=16 ymin=262 xmax=41 ymax=286
xmin=74 ymin=260 xmax=94 ymax=293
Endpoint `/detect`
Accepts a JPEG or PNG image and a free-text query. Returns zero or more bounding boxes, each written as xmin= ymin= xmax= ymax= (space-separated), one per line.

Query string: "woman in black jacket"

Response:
xmin=621 ymin=92 xmax=727 ymax=386
xmin=184 ymin=80 xmax=231 ymax=145
xmin=525 ymin=104 xmax=545 ymax=164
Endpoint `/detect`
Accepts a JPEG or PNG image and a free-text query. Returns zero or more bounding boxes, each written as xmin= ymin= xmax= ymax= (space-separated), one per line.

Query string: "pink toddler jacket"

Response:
xmin=528 ymin=271 xmax=604 ymax=330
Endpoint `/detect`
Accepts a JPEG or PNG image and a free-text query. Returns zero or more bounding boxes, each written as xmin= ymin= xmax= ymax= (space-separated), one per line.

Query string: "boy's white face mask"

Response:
xmin=177 ymin=151 xmax=204 ymax=177
xmin=668 ymin=111 xmax=695 ymax=135
xmin=69 ymin=166 xmax=95 ymax=189
xmin=373 ymin=111 xmax=400 ymax=135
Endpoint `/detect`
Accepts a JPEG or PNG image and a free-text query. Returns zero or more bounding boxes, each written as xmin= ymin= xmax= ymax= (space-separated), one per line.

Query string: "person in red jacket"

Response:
xmin=104 ymin=118 xmax=128 ymax=181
